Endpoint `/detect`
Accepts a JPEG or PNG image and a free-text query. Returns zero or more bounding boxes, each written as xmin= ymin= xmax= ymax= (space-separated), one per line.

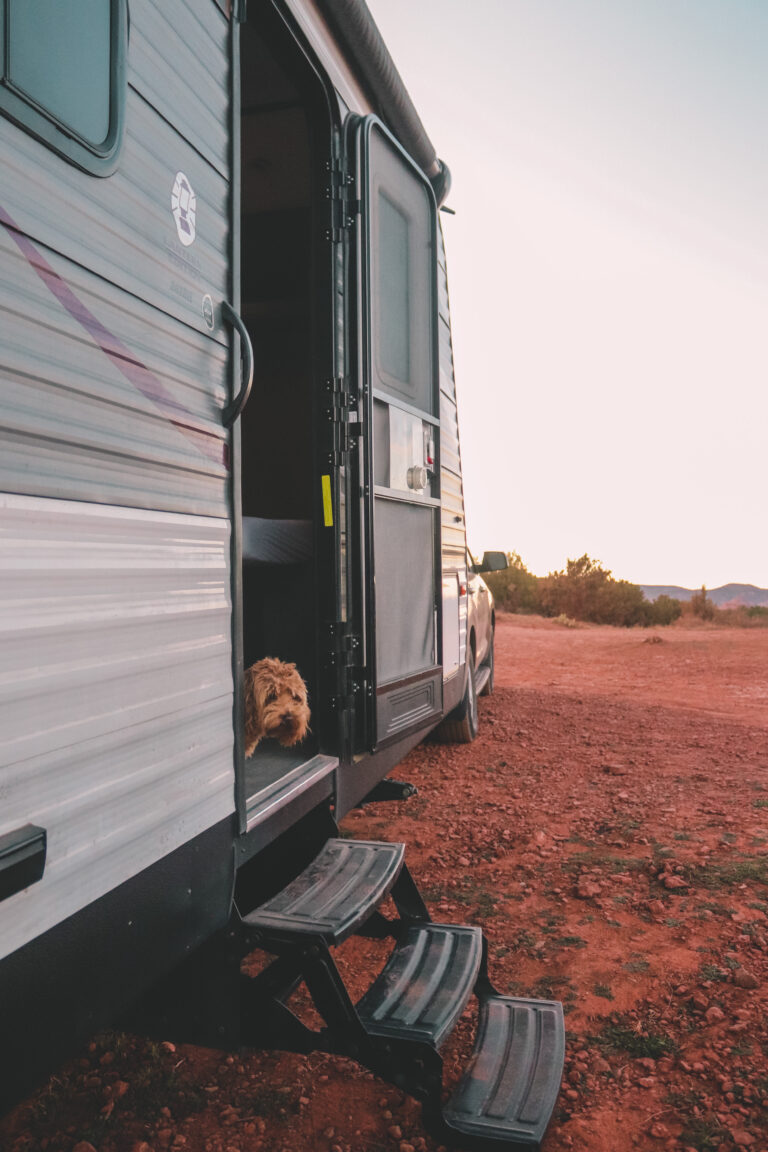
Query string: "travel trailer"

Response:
xmin=0 ymin=0 xmax=564 ymax=1146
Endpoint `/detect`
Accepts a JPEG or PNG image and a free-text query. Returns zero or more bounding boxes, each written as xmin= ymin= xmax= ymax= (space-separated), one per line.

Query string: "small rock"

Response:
xmin=399 ymin=1144 xmax=415 ymax=1152
xmin=388 ymin=1127 xmax=402 ymax=1141
xmin=662 ymin=874 xmax=688 ymax=890
xmin=73 ymin=1144 xmax=98 ymax=1152
xmin=132 ymin=1143 xmax=154 ymax=1152
xmin=575 ymin=877 xmax=602 ymax=900
xmin=733 ymin=970 xmax=759 ymax=989
xmin=731 ymin=1132 xmax=754 ymax=1147
xmin=649 ymin=1123 xmax=669 ymax=1139
xmin=705 ymin=1006 xmax=726 ymax=1024
xmin=638 ymin=1076 xmax=657 ymax=1088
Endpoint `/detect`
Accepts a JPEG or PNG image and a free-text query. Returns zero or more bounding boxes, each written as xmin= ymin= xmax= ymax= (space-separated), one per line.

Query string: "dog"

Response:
xmin=244 ymin=657 xmax=310 ymax=758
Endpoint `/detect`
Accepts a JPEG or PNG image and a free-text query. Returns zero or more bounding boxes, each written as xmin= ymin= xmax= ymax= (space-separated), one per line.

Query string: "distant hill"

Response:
xmin=640 ymin=583 xmax=768 ymax=607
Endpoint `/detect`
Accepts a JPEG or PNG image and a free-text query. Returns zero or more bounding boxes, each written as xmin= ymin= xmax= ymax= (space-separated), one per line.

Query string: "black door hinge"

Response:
xmin=324 ymin=160 xmax=360 ymax=243
xmin=323 ymin=376 xmax=361 ymax=466
xmin=326 ymin=623 xmax=363 ymax=711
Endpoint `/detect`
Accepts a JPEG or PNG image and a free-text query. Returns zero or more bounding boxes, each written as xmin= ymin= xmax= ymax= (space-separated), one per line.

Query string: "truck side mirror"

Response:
xmin=479 ymin=551 xmax=508 ymax=573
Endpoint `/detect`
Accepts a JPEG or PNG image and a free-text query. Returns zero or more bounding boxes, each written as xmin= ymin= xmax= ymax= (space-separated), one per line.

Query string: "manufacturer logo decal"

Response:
xmin=202 ymin=294 xmax=215 ymax=330
xmin=171 ymin=172 xmax=197 ymax=246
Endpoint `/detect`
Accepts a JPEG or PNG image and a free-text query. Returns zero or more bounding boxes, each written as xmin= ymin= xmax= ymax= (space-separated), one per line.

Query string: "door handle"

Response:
xmin=221 ymin=301 xmax=254 ymax=427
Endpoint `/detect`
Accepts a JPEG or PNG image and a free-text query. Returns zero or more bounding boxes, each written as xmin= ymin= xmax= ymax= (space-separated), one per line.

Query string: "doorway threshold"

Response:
xmin=245 ymin=747 xmax=337 ymax=832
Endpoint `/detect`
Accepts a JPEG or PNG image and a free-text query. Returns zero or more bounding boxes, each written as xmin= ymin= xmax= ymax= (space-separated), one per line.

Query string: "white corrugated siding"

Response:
xmin=0 ymin=495 xmax=235 ymax=961
xmin=436 ymin=222 xmax=468 ymax=672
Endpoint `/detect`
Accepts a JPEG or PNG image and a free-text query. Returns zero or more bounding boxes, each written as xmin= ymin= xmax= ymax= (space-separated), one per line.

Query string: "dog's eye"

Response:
xmin=266 ymin=689 xmax=277 ymax=703
xmin=292 ymin=692 xmax=301 ymax=702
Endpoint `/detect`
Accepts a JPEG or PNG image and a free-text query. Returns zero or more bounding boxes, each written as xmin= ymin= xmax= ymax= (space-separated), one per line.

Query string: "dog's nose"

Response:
xmin=281 ymin=712 xmax=294 ymax=725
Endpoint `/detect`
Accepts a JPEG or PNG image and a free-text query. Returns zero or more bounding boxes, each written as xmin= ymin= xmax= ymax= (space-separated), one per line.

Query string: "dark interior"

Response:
xmin=239 ymin=17 xmax=322 ymax=790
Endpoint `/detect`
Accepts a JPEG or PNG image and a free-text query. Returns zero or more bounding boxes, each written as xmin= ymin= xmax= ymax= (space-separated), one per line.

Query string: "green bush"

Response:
xmin=538 ymin=554 xmax=653 ymax=626
xmin=484 ymin=550 xmax=683 ymax=628
xmin=482 ymin=552 xmax=541 ymax=614
xmin=690 ymin=585 xmax=716 ymax=621
xmin=644 ymin=593 xmax=683 ymax=626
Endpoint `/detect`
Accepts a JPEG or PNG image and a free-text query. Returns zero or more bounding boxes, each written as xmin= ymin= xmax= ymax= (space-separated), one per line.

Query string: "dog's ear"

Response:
xmin=244 ymin=664 xmax=255 ymax=695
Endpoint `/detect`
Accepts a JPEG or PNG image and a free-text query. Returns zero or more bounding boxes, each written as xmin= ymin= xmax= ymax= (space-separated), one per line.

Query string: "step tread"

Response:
xmin=443 ymin=995 xmax=565 ymax=1150
xmin=242 ymin=838 xmax=405 ymax=945
xmin=357 ymin=923 xmax=482 ymax=1048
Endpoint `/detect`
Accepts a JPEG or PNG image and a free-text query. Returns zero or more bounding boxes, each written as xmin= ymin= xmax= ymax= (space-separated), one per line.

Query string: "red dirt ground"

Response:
xmin=3 ymin=614 xmax=768 ymax=1152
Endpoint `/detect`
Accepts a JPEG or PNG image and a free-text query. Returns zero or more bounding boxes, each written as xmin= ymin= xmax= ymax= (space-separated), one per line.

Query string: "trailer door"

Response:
xmin=354 ymin=117 xmax=442 ymax=748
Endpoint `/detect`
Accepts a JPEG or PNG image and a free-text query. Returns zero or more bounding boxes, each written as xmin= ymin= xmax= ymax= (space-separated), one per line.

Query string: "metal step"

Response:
xmin=357 ymin=923 xmax=482 ymax=1048
xmin=242 ymin=838 xmax=405 ymax=946
xmin=442 ymin=996 xmax=565 ymax=1151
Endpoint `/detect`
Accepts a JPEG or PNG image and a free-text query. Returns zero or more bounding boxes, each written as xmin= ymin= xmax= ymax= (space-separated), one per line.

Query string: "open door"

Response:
xmin=353 ymin=117 xmax=442 ymax=749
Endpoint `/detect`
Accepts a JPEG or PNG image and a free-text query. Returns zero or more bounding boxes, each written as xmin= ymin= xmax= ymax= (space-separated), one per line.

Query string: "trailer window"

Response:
xmin=369 ymin=128 xmax=435 ymax=416
xmin=0 ymin=0 xmax=125 ymax=174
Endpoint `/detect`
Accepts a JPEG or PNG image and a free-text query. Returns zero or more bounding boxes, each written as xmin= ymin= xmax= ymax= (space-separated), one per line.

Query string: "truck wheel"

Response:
xmin=479 ymin=628 xmax=494 ymax=697
xmin=435 ymin=657 xmax=479 ymax=743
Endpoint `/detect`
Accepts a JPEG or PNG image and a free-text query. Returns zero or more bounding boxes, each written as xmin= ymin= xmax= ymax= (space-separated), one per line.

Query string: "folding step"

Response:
xmin=442 ymin=995 xmax=565 ymax=1151
xmin=242 ymin=838 xmax=405 ymax=946
xmin=357 ymin=923 xmax=482 ymax=1048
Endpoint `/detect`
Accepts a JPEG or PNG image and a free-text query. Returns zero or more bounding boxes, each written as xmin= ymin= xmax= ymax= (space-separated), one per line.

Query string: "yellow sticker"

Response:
xmin=321 ymin=474 xmax=333 ymax=527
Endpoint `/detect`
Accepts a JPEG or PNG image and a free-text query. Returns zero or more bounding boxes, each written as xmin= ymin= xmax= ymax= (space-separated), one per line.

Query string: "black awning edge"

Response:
xmin=315 ymin=0 xmax=452 ymax=204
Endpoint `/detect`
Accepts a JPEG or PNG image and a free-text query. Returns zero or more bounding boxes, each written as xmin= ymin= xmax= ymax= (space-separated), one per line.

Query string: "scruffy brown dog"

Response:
xmin=244 ymin=657 xmax=310 ymax=758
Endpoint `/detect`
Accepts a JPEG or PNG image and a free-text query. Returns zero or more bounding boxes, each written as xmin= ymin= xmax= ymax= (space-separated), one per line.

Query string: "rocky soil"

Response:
xmin=3 ymin=614 xmax=768 ymax=1152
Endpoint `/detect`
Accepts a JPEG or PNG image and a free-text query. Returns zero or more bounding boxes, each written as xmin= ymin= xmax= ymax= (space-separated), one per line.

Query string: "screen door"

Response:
xmin=354 ymin=118 xmax=442 ymax=747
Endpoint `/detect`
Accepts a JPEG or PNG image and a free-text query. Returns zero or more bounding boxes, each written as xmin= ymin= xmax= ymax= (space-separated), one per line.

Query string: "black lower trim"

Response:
xmin=0 ymin=817 xmax=236 ymax=1115
xmin=335 ymin=721 xmax=437 ymax=817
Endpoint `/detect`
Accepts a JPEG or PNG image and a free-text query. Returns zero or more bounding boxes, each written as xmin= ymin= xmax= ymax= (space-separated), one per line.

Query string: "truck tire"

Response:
xmin=434 ymin=656 xmax=479 ymax=743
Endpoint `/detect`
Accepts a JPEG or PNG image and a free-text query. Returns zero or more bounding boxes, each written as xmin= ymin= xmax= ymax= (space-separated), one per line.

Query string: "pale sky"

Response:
xmin=365 ymin=0 xmax=768 ymax=588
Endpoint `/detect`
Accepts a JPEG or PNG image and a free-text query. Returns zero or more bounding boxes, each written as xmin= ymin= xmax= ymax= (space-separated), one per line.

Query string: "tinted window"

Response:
xmin=378 ymin=192 xmax=410 ymax=383
xmin=7 ymin=0 xmax=111 ymax=145
xmin=0 ymin=0 xmax=123 ymax=173
xmin=369 ymin=125 xmax=435 ymax=415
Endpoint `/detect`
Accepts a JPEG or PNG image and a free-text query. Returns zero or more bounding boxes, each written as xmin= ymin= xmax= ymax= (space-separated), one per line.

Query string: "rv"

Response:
xmin=0 ymin=0 xmax=564 ymax=1146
